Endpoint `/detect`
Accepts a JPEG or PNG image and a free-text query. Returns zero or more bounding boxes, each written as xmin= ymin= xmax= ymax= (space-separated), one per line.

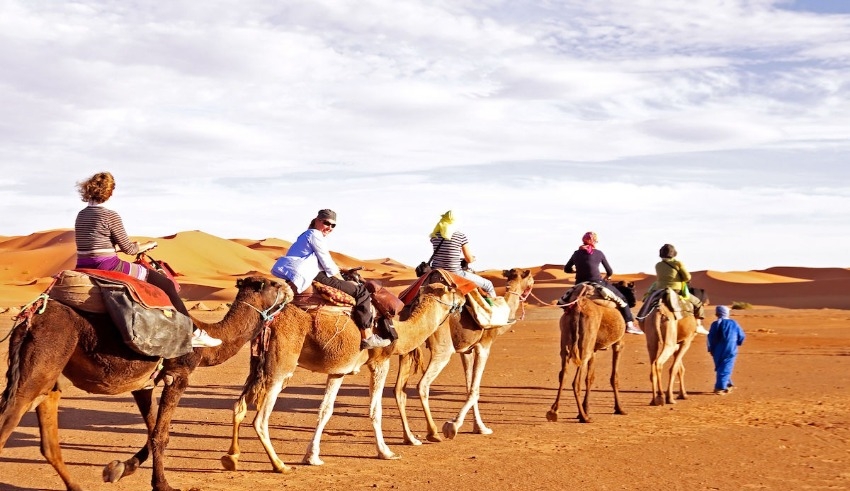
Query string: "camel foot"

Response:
xmin=665 ymin=397 xmax=677 ymax=405
xmin=272 ymin=462 xmax=295 ymax=474
xmin=442 ymin=421 xmax=458 ymax=440
xmin=303 ymin=454 xmax=325 ymax=466
xmin=546 ymin=410 xmax=558 ymax=422
xmin=378 ymin=451 xmax=401 ymax=460
xmin=578 ymin=416 xmax=593 ymax=424
xmin=220 ymin=454 xmax=239 ymax=471
xmin=677 ymin=394 xmax=689 ymax=400
xmin=649 ymin=396 xmax=664 ymax=406
xmin=426 ymin=432 xmax=443 ymax=443
xmin=473 ymin=424 xmax=493 ymax=435
xmin=615 ymin=408 xmax=628 ymax=416
xmin=103 ymin=460 xmax=125 ymax=483
xmin=403 ymin=435 xmax=423 ymax=446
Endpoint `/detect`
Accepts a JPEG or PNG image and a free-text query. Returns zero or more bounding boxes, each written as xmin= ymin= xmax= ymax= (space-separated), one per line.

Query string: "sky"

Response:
xmin=1 ymin=0 xmax=849 ymax=274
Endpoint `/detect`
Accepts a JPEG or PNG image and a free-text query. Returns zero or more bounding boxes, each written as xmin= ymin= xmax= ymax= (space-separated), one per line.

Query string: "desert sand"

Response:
xmin=1 ymin=230 xmax=849 ymax=490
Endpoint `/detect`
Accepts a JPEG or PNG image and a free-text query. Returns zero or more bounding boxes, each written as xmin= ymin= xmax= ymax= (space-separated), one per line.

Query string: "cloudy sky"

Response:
xmin=1 ymin=0 xmax=849 ymax=274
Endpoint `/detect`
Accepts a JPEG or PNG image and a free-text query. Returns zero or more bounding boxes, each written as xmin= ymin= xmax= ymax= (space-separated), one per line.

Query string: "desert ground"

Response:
xmin=1 ymin=230 xmax=849 ymax=491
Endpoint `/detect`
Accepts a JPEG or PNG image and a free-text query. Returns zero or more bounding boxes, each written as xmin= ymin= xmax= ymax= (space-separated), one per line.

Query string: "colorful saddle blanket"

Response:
xmin=637 ymin=288 xmax=691 ymax=320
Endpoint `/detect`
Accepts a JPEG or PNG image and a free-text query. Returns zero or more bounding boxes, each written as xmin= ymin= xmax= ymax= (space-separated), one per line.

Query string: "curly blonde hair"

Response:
xmin=77 ymin=172 xmax=115 ymax=204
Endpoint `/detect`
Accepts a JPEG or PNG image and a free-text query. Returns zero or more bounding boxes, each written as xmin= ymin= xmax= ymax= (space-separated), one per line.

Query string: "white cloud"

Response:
xmin=1 ymin=0 xmax=849 ymax=273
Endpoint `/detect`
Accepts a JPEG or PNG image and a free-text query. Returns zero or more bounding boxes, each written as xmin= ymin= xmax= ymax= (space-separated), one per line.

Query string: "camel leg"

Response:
xmin=573 ymin=360 xmax=592 ymax=423
xmin=149 ymin=370 xmax=190 ymax=491
xmin=368 ymin=359 xmax=399 ymax=460
xmin=103 ymin=388 xmax=156 ymax=483
xmin=648 ymin=325 xmax=678 ymax=407
xmin=395 ymin=353 xmax=422 ymax=446
xmin=1 ymin=321 xmax=79 ymax=491
xmin=36 ymin=386 xmax=84 ymax=491
xmin=253 ymin=373 xmax=295 ymax=472
xmin=417 ymin=330 xmax=454 ymax=442
xmin=468 ymin=338 xmax=497 ymax=435
xmin=303 ymin=374 xmax=345 ymax=466
xmin=546 ymin=327 xmax=571 ymax=422
xmin=610 ymin=340 xmax=627 ymax=415
xmin=581 ymin=354 xmax=596 ymax=419
xmin=220 ymin=394 xmax=249 ymax=471
xmin=669 ymin=339 xmax=694 ymax=402
xmin=443 ymin=344 xmax=491 ymax=439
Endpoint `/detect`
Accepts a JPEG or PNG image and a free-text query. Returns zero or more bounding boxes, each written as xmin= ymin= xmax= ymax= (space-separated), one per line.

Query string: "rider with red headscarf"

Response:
xmin=564 ymin=232 xmax=642 ymax=335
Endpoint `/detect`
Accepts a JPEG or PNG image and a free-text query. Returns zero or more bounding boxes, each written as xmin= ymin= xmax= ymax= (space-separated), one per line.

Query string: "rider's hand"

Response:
xmin=138 ymin=241 xmax=158 ymax=253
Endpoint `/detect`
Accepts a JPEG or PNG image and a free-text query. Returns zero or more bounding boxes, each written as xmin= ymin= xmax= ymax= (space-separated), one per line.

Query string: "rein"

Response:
xmin=241 ymin=287 xmax=289 ymax=326
xmin=506 ymin=284 xmax=534 ymax=321
xmin=434 ymin=290 xmax=463 ymax=327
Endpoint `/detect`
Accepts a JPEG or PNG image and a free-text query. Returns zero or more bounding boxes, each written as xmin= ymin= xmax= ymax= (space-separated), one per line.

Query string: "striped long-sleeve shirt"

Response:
xmin=430 ymin=231 xmax=467 ymax=273
xmin=74 ymin=205 xmax=140 ymax=256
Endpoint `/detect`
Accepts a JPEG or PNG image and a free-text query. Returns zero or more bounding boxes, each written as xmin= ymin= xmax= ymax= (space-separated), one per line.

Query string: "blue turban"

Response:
xmin=716 ymin=305 xmax=730 ymax=318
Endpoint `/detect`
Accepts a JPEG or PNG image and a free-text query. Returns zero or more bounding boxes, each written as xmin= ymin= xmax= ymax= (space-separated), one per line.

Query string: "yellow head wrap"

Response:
xmin=430 ymin=210 xmax=457 ymax=240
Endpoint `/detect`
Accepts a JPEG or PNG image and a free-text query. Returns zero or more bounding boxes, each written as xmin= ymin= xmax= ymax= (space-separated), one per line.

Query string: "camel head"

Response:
xmin=610 ymin=281 xmax=637 ymax=308
xmin=234 ymin=276 xmax=294 ymax=313
xmin=503 ymin=268 xmax=534 ymax=294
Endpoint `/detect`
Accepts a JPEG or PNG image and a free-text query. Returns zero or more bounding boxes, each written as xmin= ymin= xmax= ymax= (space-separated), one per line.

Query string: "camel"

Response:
xmin=220 ymin=279 xmax=464 ymax=473
xmin=640 ymin=288 xmax=698 ymax=406
xmin=394 ymin=268 xmax=534 ymax=444
xmin=0 ymin=276 xmax=292 ymax=491
xmin=545 ymin=281 xmax=636 ymax=424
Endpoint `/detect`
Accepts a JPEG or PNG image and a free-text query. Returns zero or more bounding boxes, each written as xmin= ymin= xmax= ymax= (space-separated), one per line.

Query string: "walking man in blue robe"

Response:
xmin=707 ymin=305 xmax=746 ymax=395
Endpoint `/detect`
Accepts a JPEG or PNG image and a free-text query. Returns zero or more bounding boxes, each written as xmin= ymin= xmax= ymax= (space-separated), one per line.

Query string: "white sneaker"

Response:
xmin=360 ymin=334 xmax=391 ymax=350
xmin=625 ymin=323 xmax=644 ymax=335
xmin=191 ymin=329 xmax=222 ymax=348
xmin=696 ymin=324 xmax=710 ymax=335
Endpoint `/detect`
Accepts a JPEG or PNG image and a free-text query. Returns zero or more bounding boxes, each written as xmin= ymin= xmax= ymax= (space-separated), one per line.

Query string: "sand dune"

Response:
xmin=0 ymin=229 xmax=847 ymax=310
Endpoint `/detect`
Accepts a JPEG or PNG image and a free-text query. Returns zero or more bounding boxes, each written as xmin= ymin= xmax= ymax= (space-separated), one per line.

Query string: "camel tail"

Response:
xmin=239 ymin=349 xmax=268 ymax=407
xmin=568 ymin=306 xmax=582 ymax=366
xmin=409 ymin=346 xmax=425 ymax=376
xmin=0 ymin=318 xmax=30 ymax=416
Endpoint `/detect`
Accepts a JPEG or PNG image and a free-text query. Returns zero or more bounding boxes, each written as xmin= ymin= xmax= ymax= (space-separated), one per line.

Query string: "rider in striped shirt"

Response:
xmin=428 ymin=211 xmax=496 ymax=297
xmin=74 ymin=172 xmax=220 ymax=348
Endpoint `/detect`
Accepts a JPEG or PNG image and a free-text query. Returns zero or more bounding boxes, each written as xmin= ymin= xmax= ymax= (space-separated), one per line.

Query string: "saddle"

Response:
xmin=47 ymin=268 xmax=193 ymax=358
xmin=398 ymin=269 xmax=505 ymax=329
xmin=50 ymin=269 xmax=174 ymax=313
xmin=637 ymin=288 xmax=692 ymax=320
xmin=288 ymin=279 xmax=403 ymax=340
xmin=560 ymin=281 xmax=626 ymax=310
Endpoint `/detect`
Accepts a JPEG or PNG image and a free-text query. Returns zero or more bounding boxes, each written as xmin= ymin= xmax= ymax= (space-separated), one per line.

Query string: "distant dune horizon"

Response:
xmin=1 ymin=229 xmax=848 ymax=310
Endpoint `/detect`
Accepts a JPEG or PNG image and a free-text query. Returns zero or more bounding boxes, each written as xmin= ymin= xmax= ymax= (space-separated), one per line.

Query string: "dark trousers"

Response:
xmin=147 ymin=269 xmax=190 ymax=317
xmin=604 ymin=282 xmax=634 ymax=323
xmin=315 ymin=272 xmax=373 ymax=330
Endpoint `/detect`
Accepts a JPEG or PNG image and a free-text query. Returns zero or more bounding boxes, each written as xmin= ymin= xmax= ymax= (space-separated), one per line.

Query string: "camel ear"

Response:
xmin=236 ymin=278 xmax=244 ymax=288
xmin=522 ymin=270 xmax=531 ymax=278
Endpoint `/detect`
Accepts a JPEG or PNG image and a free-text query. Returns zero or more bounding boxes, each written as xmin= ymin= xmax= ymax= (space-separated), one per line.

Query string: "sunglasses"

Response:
xmin=322 ymin=220 xmax=337 ymax=229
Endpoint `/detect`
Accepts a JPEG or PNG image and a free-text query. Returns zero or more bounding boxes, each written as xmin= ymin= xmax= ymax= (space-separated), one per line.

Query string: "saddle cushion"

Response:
xmin=310 ymin=281 xmax=356 ymax=306
xmin=49 ymin=270 xmax=106 ymax=312
xmin=50 ymin=269 xmax=175 ymax=312
xmin=465 ymin=289 xmax=512 ymax=328
xmin=561 ymin=282 xmax=625 ymax=310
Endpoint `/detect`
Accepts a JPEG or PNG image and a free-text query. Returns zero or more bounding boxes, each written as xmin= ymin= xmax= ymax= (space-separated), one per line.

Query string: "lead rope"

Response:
xmin=242 ymin=288 xmax=290 ymax=356
xmin=506 ymin=286 xmax=534 ymax=321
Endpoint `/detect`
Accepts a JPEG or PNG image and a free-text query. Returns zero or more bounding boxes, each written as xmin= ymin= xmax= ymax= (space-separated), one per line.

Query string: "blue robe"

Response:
xmin=707 ymin=318 xmax=746 ymax=391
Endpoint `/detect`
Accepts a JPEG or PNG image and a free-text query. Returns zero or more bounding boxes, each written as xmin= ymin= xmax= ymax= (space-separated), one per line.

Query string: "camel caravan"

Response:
xmin=0 ymin=244 xmax=708 ymax=491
